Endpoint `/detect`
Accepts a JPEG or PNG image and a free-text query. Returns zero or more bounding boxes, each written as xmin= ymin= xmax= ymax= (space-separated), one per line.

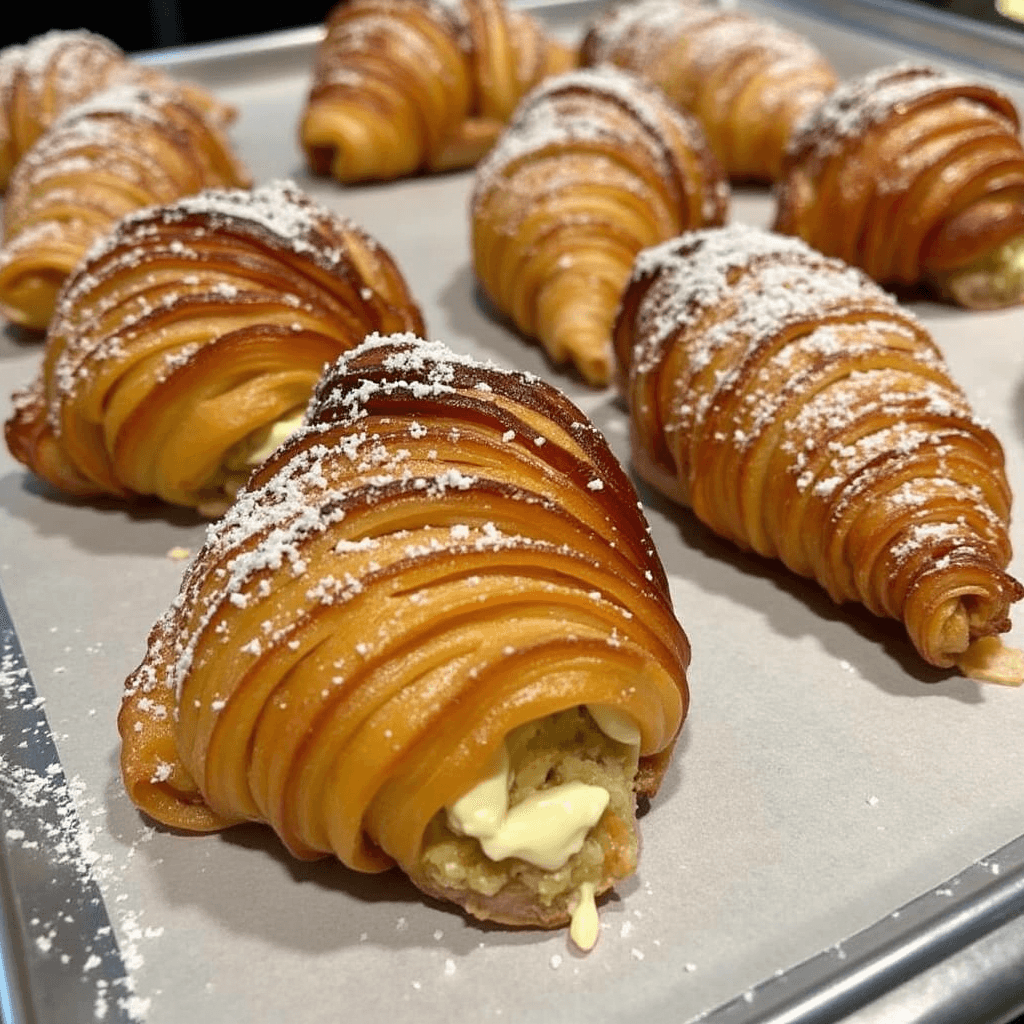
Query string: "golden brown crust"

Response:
xmin=773 ymin=63 xmax=1024 ymax=307
xmin=0 ymin=29 xmax=235 ymax=191
xmin=4 ymin=181 xmax=425 ymax=512
xmin=471 ymin=66 xmax=728 ymax=386
xmin=300 ymin=0 xmax=574 ymax=182
xmin=580 ymin=0 xmax=837 ymax=181
xmin=118 ymin=333 xmax=691 ymax=924
xmin=0 ymin=84 xmax=251 ymax=331
xmin=615 ymin=224 xmax=1022 ymax=672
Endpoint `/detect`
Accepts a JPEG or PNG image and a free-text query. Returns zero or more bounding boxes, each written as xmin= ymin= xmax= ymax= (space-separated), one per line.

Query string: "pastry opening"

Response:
xmin=0 ymin=267 xmax=66 ymax=332
xmin=307 ymin=143 xmax=339 ymax=177
xmin=931 ymin=234 xmax=1024 ymax=310
xmin=417 ymin=705 xmax=641 ymax=950
xmin=936 ymin=593 xmax=1024 ymax=685
xmin=199 ymin=407 xmax=306 ymax=517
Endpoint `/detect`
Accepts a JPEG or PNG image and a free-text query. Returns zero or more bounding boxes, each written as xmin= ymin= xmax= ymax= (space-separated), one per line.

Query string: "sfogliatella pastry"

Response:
xmin=4 ymin=181 xmax=425 ymax=516
xmin=300 ymin=0 xmax=575 ymax=183
xmin=471 ymin=66 xmax=728 ymax=386
xmin=580 ymin=0 xmax=837 ymax=182
xmin=773 ymin=63 xmax=1024 ymax=309
xmin=118 ymin=333 xmax=691 ymax=946
xmin=0 ymin=85 xmax=251 ymax=331
xmin=614 ymin=224 xmax=1023 ymax=681
xmin=0 ymin=29 xmax=235 ymax=190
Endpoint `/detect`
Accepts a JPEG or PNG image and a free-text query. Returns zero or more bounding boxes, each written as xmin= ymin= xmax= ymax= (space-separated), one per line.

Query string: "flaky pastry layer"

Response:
xmin=118 ymin=333 xmax=691 ymax=927
xmin=300 ymin=0 xmax=574 ymax=183
xmin=615 ymin=225 xmax=1022 ymax=675
xmin=580 ymin=0 xmax=837 ymax=182
xmin=0 ymin=84 xmax=251 ymax=330
xmin=773 ymin=63 xmax=1024 ymax=308
xmin=4 ymin=181 xmax=425 ymax=512
xmin=471 ymin=65 xmax=728 ymax=386
xmin=0 ymin=29 xmax=234 ymax=190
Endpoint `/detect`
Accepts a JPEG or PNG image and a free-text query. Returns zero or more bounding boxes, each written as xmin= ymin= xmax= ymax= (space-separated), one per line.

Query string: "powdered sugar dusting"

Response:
xmin=788 ymin=62 xmax=1018 ymax=158
xmin=0 ymin=628 xmax=157 ymax=1022
xmin=474 ymin=66 xmax=705 ymax=201
xmin=121 ymin=332 xmax=674 ymax=720
xmin=619 ymin=224 xmax=1017 ymax=645
xmin=585 ymin=0 xmax=828 ymax=77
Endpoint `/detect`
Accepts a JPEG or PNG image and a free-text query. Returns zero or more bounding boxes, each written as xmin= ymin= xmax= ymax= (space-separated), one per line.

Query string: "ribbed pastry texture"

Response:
xmin=471 ymin=65 xmax=728 ymax=386
xmin=580 ymin=0 xmax=837 ymax=182
xmin=300 ymin=0 xmax=575 ymax=182
xmin=4 ymin=181 xmax=425 ymax=515
xmin=773 ymin=63 xmax=1024 ymax=309
xmin=0 ymin=84 xmax=251 ymax=331
xmin=118 ymin=333 xmax=691 ymax=930
xmin=614 ymin=224 xmax=1023 ymax=680
xmin=0 ymin=29 xmax=234 ymax=190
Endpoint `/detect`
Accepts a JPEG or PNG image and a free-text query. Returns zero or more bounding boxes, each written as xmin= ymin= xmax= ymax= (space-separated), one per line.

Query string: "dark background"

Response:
xmin=3 ymin=0 xmax=1024 ymax=53
xmin=2 ymin=0 xmax=333 ymax=53
xmin=913 ymin=0 xmax=1024 ymax=30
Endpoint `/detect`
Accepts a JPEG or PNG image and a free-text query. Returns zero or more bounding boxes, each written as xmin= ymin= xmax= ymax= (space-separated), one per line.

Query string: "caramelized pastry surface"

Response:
xmin=300 ymin=0 xmax=574 ymax=182
xmin=0 ymin=84 xmax=251 ymax=331
xmin=773 ymin=63 xmax=1024 ymax=308
xmin=4 ymin=180 xmax=425 ymax=513
xmin=580 ymin=0 xmax=837 ymax=181
xmin=615 ymin=224 xmax=1023 ymax=678
xmin=118 ymin=333 xmax=691 ymax=931
xmin=471 ymin=65 xmax=728 ymax=386
xmin=0 ymin=29 xmax=234 ymax=191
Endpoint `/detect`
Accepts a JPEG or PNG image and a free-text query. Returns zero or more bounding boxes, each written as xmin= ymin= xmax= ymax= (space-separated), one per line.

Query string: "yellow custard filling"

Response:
xmin=935 ymin=235 xmax=1024 ymax=309
xmin=418 ymin=705 xmax=641 ymax=949
xmin=198 ymin=410 xmax=306 ymax=517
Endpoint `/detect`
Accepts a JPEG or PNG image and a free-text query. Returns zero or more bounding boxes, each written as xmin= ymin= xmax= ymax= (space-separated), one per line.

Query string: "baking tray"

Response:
xmin=773 ymin=0 xmax=1024 ymax=81
xmin=4 ymin=2 xmax=1024 ymax=1022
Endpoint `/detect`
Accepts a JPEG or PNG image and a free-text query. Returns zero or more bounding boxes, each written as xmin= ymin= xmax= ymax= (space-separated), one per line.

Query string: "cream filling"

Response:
xmin=586 ymin=704 xmax=641 ymax=747
xmin=444 ymin=705 xmax=641 ymax=950
xmin=570 ymin=882 xmax=600 ymax=952
xmin=445 ymin=746 xmax=610 ymax=872
xmin=195 ymin=411 xmax=306 ymax=518
xmin=224 ymin=410 xmax=306 ymax=475
xmin=938 ymin=235 xmax=1024 ymax=308
xmin=954 ymin=635 xmax=1024 ymax=686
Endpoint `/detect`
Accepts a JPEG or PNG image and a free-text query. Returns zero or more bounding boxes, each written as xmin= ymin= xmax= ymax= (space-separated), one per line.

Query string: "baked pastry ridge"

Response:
xmin=773 ymin=63 xmax=1024 ymax=308
xmin=579 ymin=0 xmax=838 ymax=181
xmin=118 ymin=333 xmax=691 ymax=944
xmin=4 ymin=180 xmax=425 ymax=514
xmin=471 ymin=65 xmax=728 ymax=386
xmin=0 ymin=83 xmax=251 ymax=331
xmin=614 ymin=224 xmax=1023 ymax=681
xmin=300 ymin=0 xmax=575 ymax=182
xmin=0 ymin=28 xmax=234 ymax=190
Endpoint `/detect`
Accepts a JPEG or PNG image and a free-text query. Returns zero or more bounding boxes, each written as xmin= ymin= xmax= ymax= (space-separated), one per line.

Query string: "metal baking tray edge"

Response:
xmin=0 ymin=588 xmax=134 ymax=1024
xmin=691 ymin=832 xmax=1024 ymax=1024
xmin=769 ymin=0 xmax=1024 ymax=81
xmin=4 ymin=2 xmax=1024 ymax=1022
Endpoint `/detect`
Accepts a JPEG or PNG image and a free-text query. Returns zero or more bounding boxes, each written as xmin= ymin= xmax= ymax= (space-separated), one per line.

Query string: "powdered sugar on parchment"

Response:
xmin=0 ymin=632 xmax=161 ymax=1021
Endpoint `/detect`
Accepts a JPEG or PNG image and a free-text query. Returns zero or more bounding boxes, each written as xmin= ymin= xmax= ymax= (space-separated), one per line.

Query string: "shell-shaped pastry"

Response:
xmin=4 ymin=181 xmax=425 ymax=515
xmin=300 ymin=0 xmax=575 ymax=182
xmin=0 ymin=84 xmax=251 ymax=331
xmin=773 ymin=63 xmax=1024 ymax=309
xmin=580 ymin=0 xmax=837 ymax=182
xmin=471 ymin=65 xmax=729 ymax=386
xmin=0 ymin=29 xmax=235 ymax=190
xmin=118 ymin=333 xmax=691 ymax=938
xmin=614 ymin=224 xmax=1023 ymax=680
